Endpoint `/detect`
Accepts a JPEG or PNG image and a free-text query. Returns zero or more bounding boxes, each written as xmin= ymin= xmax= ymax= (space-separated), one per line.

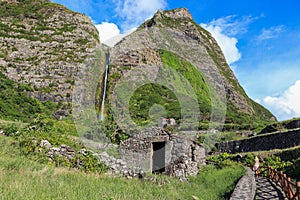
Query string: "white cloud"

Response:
xmin=263 ymin=80 xmax=300 ymax=120
xmin=104 ymin=28 xmax=136 ymax=47
xmin=113 ymin=0 xmax=167 ymax=31
xmin=95 ymin=22 xmax=120 ymax=43
xmin=200 ymin=15 xmax=259 ymax=65
xmin=257 ymin=25 xmax=285 ymax=41
xmin=95 ymin=22 xmax=135 ymax=47
xmin=201 ymin=23 xmax=241 ymax=65
xmin=94 ymin=0 xmax=167 ymax=46
xmin=204 ymin=15 xmax=258 ymax=36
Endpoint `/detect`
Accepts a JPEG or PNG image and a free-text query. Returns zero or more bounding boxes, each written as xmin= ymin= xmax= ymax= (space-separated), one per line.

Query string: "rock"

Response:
xmin=53 ymin=110 xmax=69 ymax=120
xmin=232 ymin=154 xmax=243 ymax=162
xmin=78 ymin=148 xmax=87 ymax=156
xmin=40 ymin=140 xmax=52 ymax=149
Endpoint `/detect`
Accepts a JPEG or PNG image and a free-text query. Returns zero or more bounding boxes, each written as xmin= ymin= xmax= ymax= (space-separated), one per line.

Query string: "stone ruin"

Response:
xmin=36 ymin=127 xmax=206 ymax=180
xmin=119 ymin=127 xmax=206 ymax=179
xmin=158 ymin=118 xmax=177 ymax=128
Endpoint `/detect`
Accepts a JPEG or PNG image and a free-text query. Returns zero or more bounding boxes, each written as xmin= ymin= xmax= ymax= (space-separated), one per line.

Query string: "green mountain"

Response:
xmin=104 ymin=8 xmax=276 ymax=134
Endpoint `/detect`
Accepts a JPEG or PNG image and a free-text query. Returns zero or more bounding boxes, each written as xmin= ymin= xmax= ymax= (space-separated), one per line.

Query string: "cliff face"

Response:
xmin=0 ymin=0 xmax=99 ymax=103
xmin=108 ymin=8 xmax=275 ymax=129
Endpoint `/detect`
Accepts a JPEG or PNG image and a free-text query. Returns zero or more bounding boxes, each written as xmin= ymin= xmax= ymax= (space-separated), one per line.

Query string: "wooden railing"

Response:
xmin=259 ymin=166 xmax=300 ymax=200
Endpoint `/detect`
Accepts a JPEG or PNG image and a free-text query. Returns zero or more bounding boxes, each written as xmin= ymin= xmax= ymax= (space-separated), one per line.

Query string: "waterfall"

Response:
xmin=100 ymin=52 xmax=109 ymax=121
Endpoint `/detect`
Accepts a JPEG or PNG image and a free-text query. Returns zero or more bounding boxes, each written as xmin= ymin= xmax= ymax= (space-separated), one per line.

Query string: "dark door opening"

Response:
xmin=152 ymin=142 xmax=165 ymax=173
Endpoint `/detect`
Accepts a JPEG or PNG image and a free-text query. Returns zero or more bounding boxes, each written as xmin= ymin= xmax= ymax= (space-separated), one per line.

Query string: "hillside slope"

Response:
xmin=0 ymin=0 xmax=99 ymax=104
xmin=105 ymin=8 xmax=275 ymax=132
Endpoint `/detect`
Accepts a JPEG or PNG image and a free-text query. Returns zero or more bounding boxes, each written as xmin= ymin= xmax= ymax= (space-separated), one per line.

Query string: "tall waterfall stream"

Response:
xmin=100 ymin=52 xmax=109 ymax=121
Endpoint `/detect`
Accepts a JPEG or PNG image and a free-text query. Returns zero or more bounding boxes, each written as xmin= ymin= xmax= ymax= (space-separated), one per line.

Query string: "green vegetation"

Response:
xmin=96 ymin=49 xmax=214 ymax=142
xmin=224 ymin=101 xmax=273 ymax=132
xmin=196 ymin=25 xmax=275 ymax=130
xmin=249 ymin=154 xmax=300 ymax=181
xmin=197 ymin=131 xmax=246 ymax=144
xmin=0 ymin=0 xmax=96 ymax=51
xmin=128 ymin=49 xmax=272 ymax=131
xmin=0 ymin=0 xmax=71 ymax=19
xmin=98 ymin=48 xmax=274 ymax=143
xmin=116 ymin=49 xmax=211 ymax=128
xmin=0 ymin=115 xmax=109 ymax=173
xmin=210 ymin=151 xmax=300 ymax=182
xmin=140 ymin=11 xmax=276 ymax=130
xmin=0 ymin=72 xmax=58 ymax=122
xmin=129 ymin=83 xmax=181 ymax=125
xmin=159 ymin=49 xmax=211 ymax=117
xmin=0 ymin=135 xmax=245 ymax=200
xmin=95 ymin=67 xmax=130 ymax=144
xmin=259 ymin=117 xmax=300 ymax=134
xmin=282 ymin=158 xmax=300 ymax=182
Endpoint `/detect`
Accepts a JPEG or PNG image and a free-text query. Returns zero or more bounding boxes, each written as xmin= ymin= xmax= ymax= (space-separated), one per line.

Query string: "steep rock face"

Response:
xmin=109 ymin=8 xmax=275 ymax=127
xmin=0 ymin=0 xmax=99 ymax=102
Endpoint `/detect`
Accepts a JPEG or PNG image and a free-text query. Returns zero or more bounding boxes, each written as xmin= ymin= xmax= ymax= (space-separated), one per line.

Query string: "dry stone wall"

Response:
xmin=217 ymin=129 xmax=300 ymax=153
xmin=34 ymin=127 xmax=206 ymax=180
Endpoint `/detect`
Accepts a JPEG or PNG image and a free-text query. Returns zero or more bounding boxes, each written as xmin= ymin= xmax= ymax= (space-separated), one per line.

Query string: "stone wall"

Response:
xmin=34 ymin=128 xmax=206 ymax=180
xmin=39 ymin=139 xmax=144 ymax=178
xmin=230 ymin=167 xmax=256 ymax=200
xmin=217 ymin=129 xmax=300 ymax=153
xmin=260 ymin=119 xmax=300 ymax=134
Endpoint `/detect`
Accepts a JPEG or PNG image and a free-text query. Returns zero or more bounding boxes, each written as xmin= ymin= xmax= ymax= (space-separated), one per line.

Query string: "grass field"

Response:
xmin=0 ymin=134 xmax=245 ymax=200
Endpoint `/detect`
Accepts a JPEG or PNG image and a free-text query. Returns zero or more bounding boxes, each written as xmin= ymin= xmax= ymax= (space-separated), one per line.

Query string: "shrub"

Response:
xmin=71 ymin=152 xmax=108 ymax=173
xmin=3 ymin=123 xmax=19 ymax=136
xmin=19 ymin=135 xmax=38 ymax=156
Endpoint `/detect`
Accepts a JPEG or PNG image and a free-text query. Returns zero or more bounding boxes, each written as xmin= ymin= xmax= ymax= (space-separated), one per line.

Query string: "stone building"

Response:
xmin=158 ymin=118 xmax=177 ymax=128
xmin=120 ymin=127 xmax=206 ymax=179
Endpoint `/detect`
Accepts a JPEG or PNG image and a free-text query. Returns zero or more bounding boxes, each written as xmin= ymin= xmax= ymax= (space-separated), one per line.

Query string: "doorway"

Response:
xmin=152 ymin=142 xmax=165 ymax=173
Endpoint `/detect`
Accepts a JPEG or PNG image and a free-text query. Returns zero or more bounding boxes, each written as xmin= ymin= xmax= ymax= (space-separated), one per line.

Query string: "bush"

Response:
xmin=3 ymin=123 xmax=19 ymax=136
xmin=71 ymin=152 xmax=108 ymax=173
xmin=0 ymin=72 xmax=56 ymax=122
xmin=19 ymin=135 xmax=38 ymax=156
xmin=241 ymin=153 xmax=255 ymax=166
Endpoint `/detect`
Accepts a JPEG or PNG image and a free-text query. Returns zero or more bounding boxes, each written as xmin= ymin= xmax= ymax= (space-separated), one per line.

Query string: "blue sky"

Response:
xmin=51 ymin=0 xmax=300 ymax=121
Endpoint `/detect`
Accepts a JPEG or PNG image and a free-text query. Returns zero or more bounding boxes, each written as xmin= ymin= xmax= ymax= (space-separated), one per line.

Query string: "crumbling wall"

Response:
xmin=120 ymin=127 xmax=206 ymax=180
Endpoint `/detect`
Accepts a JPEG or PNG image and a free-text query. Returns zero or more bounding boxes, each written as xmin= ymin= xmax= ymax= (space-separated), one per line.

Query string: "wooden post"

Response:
xmin=287 ymin=177 xmax=293 ymax=199
xmin=274 ymin=169 xmax=278 ymax=181
xmin=280 ymin=171 xmax=284 ymax=187
xmin=283 ymin=173 xmax=287 ymax=196
xmin=297 ymin=182 xmax=300 ymax=200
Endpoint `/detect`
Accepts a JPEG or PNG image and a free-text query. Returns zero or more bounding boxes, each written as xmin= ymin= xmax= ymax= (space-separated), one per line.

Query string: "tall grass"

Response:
xmin=0 ymin=164 xmax=244 ymax=200
xmin=0 ymin=150 xmax=244 ymax=200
